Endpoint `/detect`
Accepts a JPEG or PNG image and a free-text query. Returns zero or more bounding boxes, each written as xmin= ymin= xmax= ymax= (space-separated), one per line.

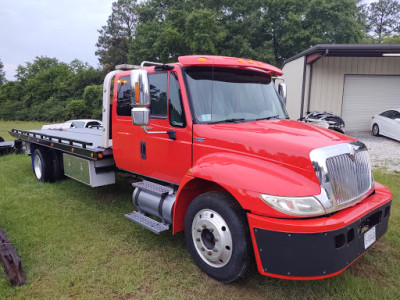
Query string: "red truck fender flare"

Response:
xmin=172 ymin=152 xmax=320 ymax=233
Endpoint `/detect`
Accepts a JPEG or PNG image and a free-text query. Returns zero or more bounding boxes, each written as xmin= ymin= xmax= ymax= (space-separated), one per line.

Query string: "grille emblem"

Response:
xmin=347 ymin=146 xmax=357 ymax=162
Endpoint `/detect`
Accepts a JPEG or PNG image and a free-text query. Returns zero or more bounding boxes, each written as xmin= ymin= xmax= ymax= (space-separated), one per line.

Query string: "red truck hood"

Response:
xmin=193 ymin=119 xmax=356 ymax=172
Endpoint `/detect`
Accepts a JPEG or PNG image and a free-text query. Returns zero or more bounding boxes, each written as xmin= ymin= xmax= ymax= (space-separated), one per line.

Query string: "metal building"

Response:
xmin=282 ymin=44 xmax=400 ymax=131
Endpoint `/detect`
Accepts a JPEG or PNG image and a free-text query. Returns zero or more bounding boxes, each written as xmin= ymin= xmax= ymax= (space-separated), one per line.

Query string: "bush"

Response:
xmin=65 ymin=100 xmax=90 ymax=120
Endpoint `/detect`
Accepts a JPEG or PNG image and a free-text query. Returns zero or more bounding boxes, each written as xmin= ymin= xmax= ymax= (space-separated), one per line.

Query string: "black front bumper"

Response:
xmin=253 ymin=201 xmax=391 ymax=278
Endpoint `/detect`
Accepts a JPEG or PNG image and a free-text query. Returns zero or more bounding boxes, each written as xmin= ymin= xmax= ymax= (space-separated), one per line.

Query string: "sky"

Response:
xmin=0 ymin=0 xmax=114 ymax=80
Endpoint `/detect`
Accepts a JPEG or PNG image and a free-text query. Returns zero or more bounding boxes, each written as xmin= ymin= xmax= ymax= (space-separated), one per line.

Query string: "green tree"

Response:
xmin=65 ymin=100 xmax=90 ymax=120
xmin=83 ymin=85 xmax=103 ymax=119
xmin=367 ymin=0 xmax=400 ymax=43
xmin=0 ymin=59 xmax=6 ymax=85
xmin=125 ymin=0 xmax=364 ymax=66
xmin=0 ymin=56 xmax=102 ymax=122
xmin=96 ymin=0 xmax=138 ymax=72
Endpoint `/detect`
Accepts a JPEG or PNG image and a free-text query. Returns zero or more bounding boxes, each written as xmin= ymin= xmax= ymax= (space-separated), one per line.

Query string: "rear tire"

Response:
xmin=184 ymin=192 xmax=251 ymax=283
xmin=32 ymin=148 xmax=53 ymax=182
xmin=372 ymin=124 xmax=380 ymax=136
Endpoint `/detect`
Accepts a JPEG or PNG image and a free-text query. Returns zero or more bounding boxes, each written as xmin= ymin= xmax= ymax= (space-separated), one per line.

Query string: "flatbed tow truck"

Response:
xmin=10 ymin=56 xmax=392 ymax=283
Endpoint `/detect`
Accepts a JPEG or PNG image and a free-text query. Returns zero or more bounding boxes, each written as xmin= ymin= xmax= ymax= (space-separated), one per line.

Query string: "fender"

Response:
xmin=172 ymin=152 xmax=321 ymax=233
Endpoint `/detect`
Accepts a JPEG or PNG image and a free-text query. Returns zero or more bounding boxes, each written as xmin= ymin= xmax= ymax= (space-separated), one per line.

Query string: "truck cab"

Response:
xmin=108 ymin=56 xmax=391 ymax=282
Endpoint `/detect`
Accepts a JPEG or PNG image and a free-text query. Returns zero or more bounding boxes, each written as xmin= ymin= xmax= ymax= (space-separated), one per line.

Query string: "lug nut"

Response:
xmin=208 ymin=251 xmax=212 ymax=256
xmin=197 ymin=228 xmax=201 ymax=232
xmin=201 ymin=247 xmax=205 ymax=251
xmin=209 ymin=228 xmax=214 ymax=233
xmin=196 ymin=238 xmax=200 ymax=242
xmin=214 ymin=238 xmax=219 ymax=242
xmin=202 ymin=224 xmax=207 ymax=229
xmin=213 ymin=248 xmax=218 ymax=252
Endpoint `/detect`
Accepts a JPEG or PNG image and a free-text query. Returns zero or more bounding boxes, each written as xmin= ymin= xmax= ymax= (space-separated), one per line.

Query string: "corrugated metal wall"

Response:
xmin=308 ymin=57 xmax=400 ymax=116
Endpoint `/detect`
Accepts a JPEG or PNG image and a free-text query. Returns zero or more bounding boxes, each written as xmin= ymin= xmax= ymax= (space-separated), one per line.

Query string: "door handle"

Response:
xmin=140 ymin=141 xmax=146 ymax=159
xmin=141 ymin=126 xmax=176 ymax=140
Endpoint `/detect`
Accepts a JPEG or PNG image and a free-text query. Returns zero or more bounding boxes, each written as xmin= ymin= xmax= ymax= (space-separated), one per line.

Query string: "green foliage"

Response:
xmin=383 ymin=34 xmax=400 ymax=43
xmin=0 ymin=59 xmax=5 ymax=85
xmin=96 ymin=0 xmax=138 ymax=72
xmin=0 ymin=56 xmax=102 ymax=122
xmin=94 ymin=0 xmax=367 ymax=67
xmin=367 ymin=0 xmax=400 ymax=43
xmin=65 ymin=99 xmax=90 ymax=120
xmin=83 ymin=85 xmax=103 ymax=119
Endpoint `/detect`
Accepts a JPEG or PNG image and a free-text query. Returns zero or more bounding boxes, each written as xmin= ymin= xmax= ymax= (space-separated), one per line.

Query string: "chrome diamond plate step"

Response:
xmin=132 ymin=180 xmax=174 ymax=196
xmin=124 ymin=211 xmax=169 ymax=234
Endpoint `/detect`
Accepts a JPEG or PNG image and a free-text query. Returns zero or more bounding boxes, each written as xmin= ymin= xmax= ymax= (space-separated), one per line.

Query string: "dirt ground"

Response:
xmin=347 ymin=130 xmax=400 ymax=173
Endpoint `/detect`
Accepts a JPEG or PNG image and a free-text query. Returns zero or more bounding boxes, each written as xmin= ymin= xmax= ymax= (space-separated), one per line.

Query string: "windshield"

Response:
xmin=183 ymin=67 xmax=288 ymax=124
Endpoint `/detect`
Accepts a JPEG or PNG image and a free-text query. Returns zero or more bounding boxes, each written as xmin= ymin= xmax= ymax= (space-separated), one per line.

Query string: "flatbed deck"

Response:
xmin=10 ymin=128 xmax=113 ymax=160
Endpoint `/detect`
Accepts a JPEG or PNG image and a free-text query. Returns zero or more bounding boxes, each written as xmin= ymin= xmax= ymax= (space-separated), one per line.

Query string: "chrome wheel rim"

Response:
xmin=191 ymin=209 xmax=232 ymax=268
xmin=34 ymin=154 xmax=42 ymax=179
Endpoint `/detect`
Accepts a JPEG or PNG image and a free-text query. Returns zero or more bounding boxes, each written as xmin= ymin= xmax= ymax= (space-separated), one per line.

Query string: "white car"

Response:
xmin=41 ymin=119 xmax=102 ymax=130
xmin=371 ymin=109 xmax=400 ymax=142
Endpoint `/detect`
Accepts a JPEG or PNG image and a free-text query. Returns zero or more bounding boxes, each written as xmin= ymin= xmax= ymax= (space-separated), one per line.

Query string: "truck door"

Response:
xmin=112 ymin=73 xmax=143 ymax=173
xmin=140 ymin=70 xmax=192 ymax=184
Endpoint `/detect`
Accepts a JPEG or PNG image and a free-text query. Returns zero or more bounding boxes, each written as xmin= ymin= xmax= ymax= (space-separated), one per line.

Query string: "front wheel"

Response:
xmin=372 ymin=124 xmax=380 ymax=136
xmin=184 ymin=192 xmax=251 ymax=283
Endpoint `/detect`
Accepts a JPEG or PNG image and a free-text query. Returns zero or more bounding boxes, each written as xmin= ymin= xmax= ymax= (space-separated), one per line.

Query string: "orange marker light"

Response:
xmin=91 ymin=153 xmax=94 ymax=158
xmin=135 ymin=82 xmax=140 ymax=104
xmin=248 ymin=60 xmax=255 ymax=64
xmin=257 ymin=62 xmax=263 ymax=66
xmin=51 ymin=143 xmax=54 ymax=147
xmin=238 ymin=59 xmax=244 ymax=63
xmin=98 ymin=153 xmax=103 ymax=159
xmin=198 ymin=58 xmax=207 ymax=62
xmin=71 ymin=148 xmax=75 ymax=152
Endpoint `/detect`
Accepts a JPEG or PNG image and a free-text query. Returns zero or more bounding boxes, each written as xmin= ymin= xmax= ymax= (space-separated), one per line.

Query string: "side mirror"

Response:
xmin=130 ymin=69 xmax=150 ymax=126
xmin=132 ymin=107 xmax=150 ymax=125
xmin=278 ymin=83 xmax=287 ymax=105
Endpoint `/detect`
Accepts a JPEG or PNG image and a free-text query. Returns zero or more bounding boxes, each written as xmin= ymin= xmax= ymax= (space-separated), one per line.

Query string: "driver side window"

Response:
xmin=149 ymin=73 xmax=168 ymax=118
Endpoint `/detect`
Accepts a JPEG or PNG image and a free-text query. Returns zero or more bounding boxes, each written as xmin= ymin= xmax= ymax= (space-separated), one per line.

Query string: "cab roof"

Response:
xmin=178 ymin=55 xmax=283 ymax=76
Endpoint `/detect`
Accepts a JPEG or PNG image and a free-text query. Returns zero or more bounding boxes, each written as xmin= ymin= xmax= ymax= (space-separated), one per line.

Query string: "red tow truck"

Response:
xmin=10 ymin=55 xmax=391 ymax=283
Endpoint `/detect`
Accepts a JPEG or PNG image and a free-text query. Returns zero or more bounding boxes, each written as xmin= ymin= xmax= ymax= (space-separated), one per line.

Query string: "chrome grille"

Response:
xmin=326 ymin=150 xmax=371 ymax=205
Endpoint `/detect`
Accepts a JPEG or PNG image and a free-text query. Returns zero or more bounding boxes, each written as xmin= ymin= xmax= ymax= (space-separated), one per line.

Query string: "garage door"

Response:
xmin=342 ymin=75 xmax=400 ymax=131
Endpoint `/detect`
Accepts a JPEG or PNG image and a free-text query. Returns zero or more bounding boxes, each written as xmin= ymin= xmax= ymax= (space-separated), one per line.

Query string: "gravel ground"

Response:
xmin=347 ymin=131 xmax=400 ymax=173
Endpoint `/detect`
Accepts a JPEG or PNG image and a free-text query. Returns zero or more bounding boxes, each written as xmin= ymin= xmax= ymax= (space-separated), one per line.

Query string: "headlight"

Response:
xmin=260 ymin=194 xmax=325 ymax=217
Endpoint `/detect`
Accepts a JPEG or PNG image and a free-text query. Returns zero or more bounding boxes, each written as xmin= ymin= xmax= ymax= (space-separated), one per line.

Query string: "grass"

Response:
xmin=0 ymin=120 xmax=45 ymax=141
xmin=0 ymin=122 xmax=400 ymax=299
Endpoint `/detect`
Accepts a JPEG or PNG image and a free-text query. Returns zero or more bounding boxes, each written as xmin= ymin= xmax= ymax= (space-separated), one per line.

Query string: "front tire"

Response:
xmin=372 ymin=124 xmax=380 ymax=136
xmin=184 ymin=192 xmax=251 ymax=283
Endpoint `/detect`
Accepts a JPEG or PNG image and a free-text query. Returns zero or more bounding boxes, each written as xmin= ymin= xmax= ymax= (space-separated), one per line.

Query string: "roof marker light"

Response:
xmin=248 ymin=61 xmax=255 ymax=64
xmin=257 ymin=62 xmax=263 ymax=66
xmin=238 ymin=59 xmax=244 ymax=63
xmin=198 ymin=58 xmax=207 ymax=61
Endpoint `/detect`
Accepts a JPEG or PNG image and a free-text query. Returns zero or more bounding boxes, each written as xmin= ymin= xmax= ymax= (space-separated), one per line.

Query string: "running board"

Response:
xmin=124 ymin=211 xmax=169 ymax=234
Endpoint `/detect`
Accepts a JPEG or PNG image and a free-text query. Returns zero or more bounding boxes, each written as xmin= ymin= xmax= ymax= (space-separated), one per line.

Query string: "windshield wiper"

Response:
xmin=256 ymin=115 xmax=280 ymax=121
xmin=210 ymin=118 xmax=246 ymax=124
